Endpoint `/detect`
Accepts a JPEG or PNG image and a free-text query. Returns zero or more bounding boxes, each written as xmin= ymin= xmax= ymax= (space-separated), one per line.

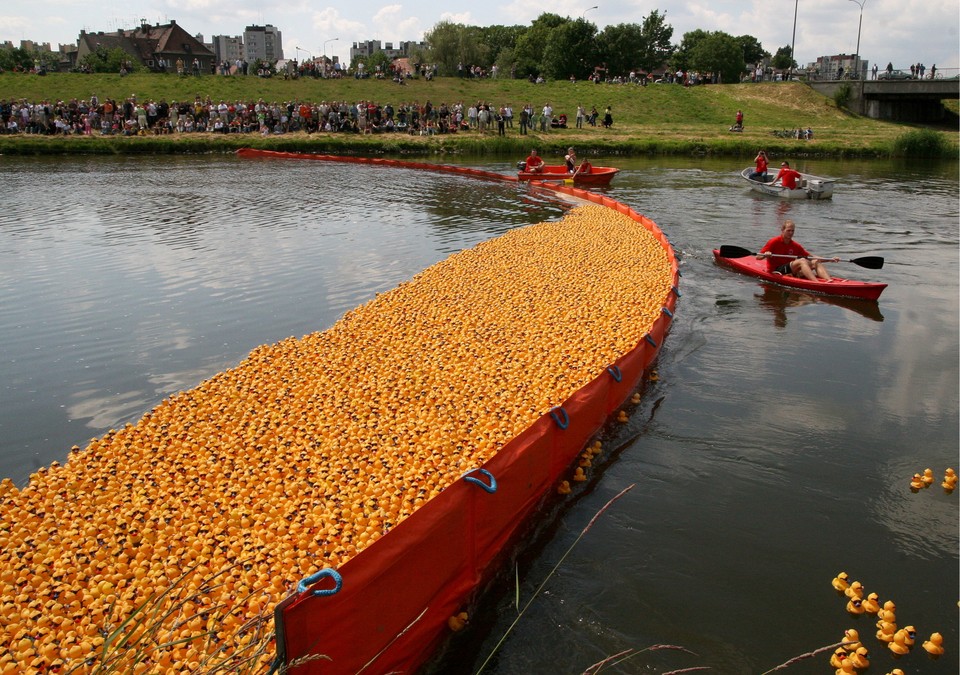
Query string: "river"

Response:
xmin=1 ymin=154 xmax=957 ymax=674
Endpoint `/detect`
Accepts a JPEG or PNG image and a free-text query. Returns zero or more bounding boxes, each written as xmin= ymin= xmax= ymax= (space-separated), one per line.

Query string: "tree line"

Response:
xmin=414 ymin=12 xmax=797 ymax=84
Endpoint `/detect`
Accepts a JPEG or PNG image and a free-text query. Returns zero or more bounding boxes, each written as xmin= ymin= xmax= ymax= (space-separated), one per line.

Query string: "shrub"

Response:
xmin=892 ymin=128 xmax=956 ymax=158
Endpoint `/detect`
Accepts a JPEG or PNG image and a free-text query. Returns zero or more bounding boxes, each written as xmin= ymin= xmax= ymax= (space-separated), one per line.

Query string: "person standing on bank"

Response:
xmin=758 ymin=220 xmax=838 ymax=281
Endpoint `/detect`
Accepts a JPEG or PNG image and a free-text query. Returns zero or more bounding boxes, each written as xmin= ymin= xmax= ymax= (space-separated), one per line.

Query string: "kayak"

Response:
xmin=517 ymin=164 xmax=619 ymax=185
xmin=739 ymin=167 xmax=835 ymax=200
xmin=713 ymin=249 xmax=886 ymax=301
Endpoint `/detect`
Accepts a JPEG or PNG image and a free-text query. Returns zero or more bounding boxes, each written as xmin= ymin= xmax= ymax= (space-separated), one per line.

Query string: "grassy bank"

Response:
xmin=1 ymin=72 xmax=957 ymax=158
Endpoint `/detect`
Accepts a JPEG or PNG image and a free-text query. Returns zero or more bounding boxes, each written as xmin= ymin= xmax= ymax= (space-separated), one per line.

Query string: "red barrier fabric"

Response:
xmin=248 ymin=151 xmax=679 ymax=674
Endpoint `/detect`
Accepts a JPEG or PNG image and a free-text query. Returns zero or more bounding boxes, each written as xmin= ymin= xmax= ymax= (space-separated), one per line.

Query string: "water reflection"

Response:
xmin=755 ymin=285 xmax=884 ymax=327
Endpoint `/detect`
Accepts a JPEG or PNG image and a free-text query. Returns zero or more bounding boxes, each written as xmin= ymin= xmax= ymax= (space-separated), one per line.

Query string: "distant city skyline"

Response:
xmin=2 ymin=1 xmax=957 ymax=73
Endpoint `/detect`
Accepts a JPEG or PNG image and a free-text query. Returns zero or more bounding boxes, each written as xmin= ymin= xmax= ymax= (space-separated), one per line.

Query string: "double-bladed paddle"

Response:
xmin=718 ymin=245 xmax=885 ymax=270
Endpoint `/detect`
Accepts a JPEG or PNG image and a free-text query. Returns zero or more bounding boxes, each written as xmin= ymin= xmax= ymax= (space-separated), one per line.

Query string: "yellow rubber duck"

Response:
xmin=842 ymin=628 xmax=862 ymax=652
xmin=648 ymin=370 xmax=659 ymax=382
xmin=829 ymin=647 xmax=848 ymax=669
xmin=861 ymin=592 xmax=880 ymax=614
xmin=888 ymin=629 xmax=911 ymax=655
xmin=447 ymin=611 xmax=469 ymax=632
xmin=910 ymin=473 xmax=926 ymax=490
xmin=573 ymin=467 xmax=587 ymax=482
xmin=943 ymin=468 xmax=958 ymax=491
xmin=884 ymin=670 xmax=905 ymax=675
xmin=877 ymin=621 xmax=897 ymax=643
xmin=902 ymin=625 xmax=916 ymax=646
xmin=557 ymin=480 xmax=571 ymax=495
xmin=630 ymin=392 xmax=641 ymax=404
xmin=849 ymin=646 xmax=870 ymax=670
xmin=616 ymin=410 xmax=629 ymax=423
xmin=832 ymin=572 xmax=851 ymax=592
xmin=921 ymin=468 xmax=935 ymax=486
xmin=844 ymin=581 xmax=865 ymax=599
xmin=846 ymin=597 xmax=864 ymax=615
xmin=836 ymin=659 xmax=857 ymax=675
xmin=922 ymin=631 xmax=944 ymax=655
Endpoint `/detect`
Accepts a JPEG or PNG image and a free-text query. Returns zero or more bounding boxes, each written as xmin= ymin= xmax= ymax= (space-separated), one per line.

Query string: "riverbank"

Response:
xmin=1 ymin=73 xmax=957 ymax=157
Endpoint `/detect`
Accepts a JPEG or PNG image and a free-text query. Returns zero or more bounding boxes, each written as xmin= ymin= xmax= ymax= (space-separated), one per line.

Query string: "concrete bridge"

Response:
xmin=808 ymin=79 xmax=959 ymax=121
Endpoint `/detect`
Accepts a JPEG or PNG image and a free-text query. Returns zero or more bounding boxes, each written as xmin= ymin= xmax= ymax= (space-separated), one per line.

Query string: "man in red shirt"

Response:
xmin=758 ymin=220 xmax=838 ymax=280
xmin=772 ymin=161 xmax=802 ymax=189
xmin=523 ymin=149 xmax=544 ymax=173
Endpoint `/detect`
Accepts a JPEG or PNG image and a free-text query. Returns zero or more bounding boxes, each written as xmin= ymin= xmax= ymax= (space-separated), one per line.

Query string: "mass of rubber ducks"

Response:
xmin=831 ymin=573 xmax=947 ymax=670
xmin=909 ymin=466 xmax=957 ymax=493
xmin=0 ymin=204 xmax=675 ymax=674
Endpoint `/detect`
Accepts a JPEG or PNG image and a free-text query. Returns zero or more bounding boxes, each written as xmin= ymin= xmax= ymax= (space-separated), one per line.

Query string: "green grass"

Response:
xmin=1 ymin=72 xmax=957 ymax=157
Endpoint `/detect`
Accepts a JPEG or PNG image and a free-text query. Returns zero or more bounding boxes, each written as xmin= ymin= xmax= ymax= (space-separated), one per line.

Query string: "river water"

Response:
xmin=1 ymin=154 xmax=957 ymax=674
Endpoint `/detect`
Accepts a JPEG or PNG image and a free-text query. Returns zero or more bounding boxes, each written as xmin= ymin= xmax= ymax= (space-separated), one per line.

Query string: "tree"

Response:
xmin=772 ymin=45 xmax=796 ymax=70
xmin=424 ymin=21 xmax=487 ymax=76
xmin=637 ymin=10 xmax=674 ymax=72
xmin=0 ymin=46 xmax=34 ymax=71
xmin=688 ymin=31 xmax=744 ymax=83
xmin=540 ymin=19 xmax=597 ymax=80
xmin=736 ymin=35 xmax=768 ymax=66
xmin=512 ymin=13 xmax=568 ymax=79
xmin=671 ymin=29 xmax=710 ymax=73
xmin=79 ymin=46 xmax=139 ymax=74
xmin=596 ymin=23 xmax=645 ymax=77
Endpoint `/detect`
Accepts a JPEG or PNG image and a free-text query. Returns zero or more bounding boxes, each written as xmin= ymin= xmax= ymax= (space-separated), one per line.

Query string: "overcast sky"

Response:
xmin=2 ymin=1 xmax=957 ymax=72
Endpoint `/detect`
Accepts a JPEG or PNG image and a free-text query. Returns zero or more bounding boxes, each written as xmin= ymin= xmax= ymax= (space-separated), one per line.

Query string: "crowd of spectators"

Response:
xmin=0 ymin=95 xmax=611 ymax=137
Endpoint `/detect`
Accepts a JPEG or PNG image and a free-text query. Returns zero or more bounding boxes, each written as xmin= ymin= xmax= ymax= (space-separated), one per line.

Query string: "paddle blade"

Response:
xmin=851 ymin=256 xmax=884 ymax=269
xmin=718 ymin=245 xmax=754 ymax=259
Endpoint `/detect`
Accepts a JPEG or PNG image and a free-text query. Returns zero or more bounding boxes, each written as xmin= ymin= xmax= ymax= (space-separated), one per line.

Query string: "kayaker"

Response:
xmin=523 ymin=149 xmax=544 ymax=174
xmin=757 ymin=220 xmax=839 ymax=281
xmin=749 ymin=150 xmax=768 ymax=181
xmin=771 ymin=161 xmax=802 ymax=189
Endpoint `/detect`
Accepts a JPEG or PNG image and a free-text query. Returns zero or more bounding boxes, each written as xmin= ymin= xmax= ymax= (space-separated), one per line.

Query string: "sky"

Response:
xmin=2 ymin=1 xmax=958 ymax=73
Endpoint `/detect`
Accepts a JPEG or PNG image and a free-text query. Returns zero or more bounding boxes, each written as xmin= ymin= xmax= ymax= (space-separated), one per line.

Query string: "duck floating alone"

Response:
xmin=922 ymin=631 xmax=944 ymax=655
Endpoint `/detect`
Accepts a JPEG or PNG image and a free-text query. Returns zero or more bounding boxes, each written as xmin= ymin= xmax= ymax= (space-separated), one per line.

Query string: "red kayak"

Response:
xmin=517 ymin=164 xmax=619 ymax=185
xmin=713 ymin=249 xmax=887 ymax=301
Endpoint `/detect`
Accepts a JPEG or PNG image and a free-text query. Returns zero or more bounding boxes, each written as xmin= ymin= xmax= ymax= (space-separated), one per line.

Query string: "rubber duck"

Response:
xmin=902 ymin=625 xmax=916 ymax=646
xmin=943 ymin=468 xmax=958 ymax=491
xmin=910 ymin=473 xmax=925 ymax=490
xmin=832 ymin=572 xmax=851 ymax=592
xmin=616 ymin=410 xmax=629 ymax=423
xmin=836 ymin=658 xmax=857 ymax=675
xmin=447 ymin=611 xmax=469 ymax=632
xmin=921 ymin=468 xmax=935 ymax=486
xmin=849 ymin=646 xmax=870 ymax=670
xmin=578 ymin=453 xmax=592 ymax=468
xmin=884 ymin=670 xmax=905 ymax=675
xmin=922 ymin=631 xmax=944 ymax=655
xmin=842 ymin=628 xmax=862 ymax=652
xmin=573 ymin=467 xmax=587 ymax=482
xmin=630 ymin=392 xmax=641 ymax=404
xmin=829 ymin=647 xmax=848 ymax=668
xmin=648 ymin=370 xmax=659 ymax=382
xmin=861 ymin=592 xmax=880 ymax=614
xmin=557 ymin=480 xmax=571 ymax=495
xmin=844 ymin=581 xmax=865 ymax=599
xmin=846 ymin=596 xmax=865 ymax=615
xmin=888 ymin=629 xmax=911 ymax=655
xmin=877 ymin=621 xmax=897 ymax=643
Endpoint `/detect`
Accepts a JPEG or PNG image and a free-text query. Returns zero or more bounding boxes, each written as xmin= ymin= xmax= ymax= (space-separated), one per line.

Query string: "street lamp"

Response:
xmin=323 ymin=37 xmax=339 ymax=61
xmin=849 ymin=0 xmax=865 ymax=80
xmin=582 ymin=5 xmax=598 ymax=20
xmin=790 ymin=0 xmax=798 ymax=77
xmin=296 ymin=46 xmax=312 ymax=63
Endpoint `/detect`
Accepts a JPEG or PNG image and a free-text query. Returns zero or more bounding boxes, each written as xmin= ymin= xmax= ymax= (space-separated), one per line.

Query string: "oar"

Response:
xmin=718 ymin=245 xmax=884 ymax=270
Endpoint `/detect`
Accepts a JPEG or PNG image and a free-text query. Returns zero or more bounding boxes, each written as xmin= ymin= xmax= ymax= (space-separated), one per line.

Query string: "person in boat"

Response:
xmin=523 ymin=149 xmax=545 ymax=174
xmin=576 ymin=159 xmax=593 ymax=175
xmin=757 ymin=220 xmax=839 ymax=281
xmin=771 ymin=160 xmax=802 ymax=190
xmin=564 ymin=147 xmax=577 ymax=173
xmin=749 ymin=150 xmax=768 ymax=181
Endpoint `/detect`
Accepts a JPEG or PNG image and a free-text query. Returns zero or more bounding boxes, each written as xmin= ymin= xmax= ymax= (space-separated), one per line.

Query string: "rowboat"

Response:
xmin=740 ymin=167 xmax=835 ymax=200
xmin=713 ymin=248 xmax=886 ymax=301
xmin=517 ymin=164 xmax=619 ymax=185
